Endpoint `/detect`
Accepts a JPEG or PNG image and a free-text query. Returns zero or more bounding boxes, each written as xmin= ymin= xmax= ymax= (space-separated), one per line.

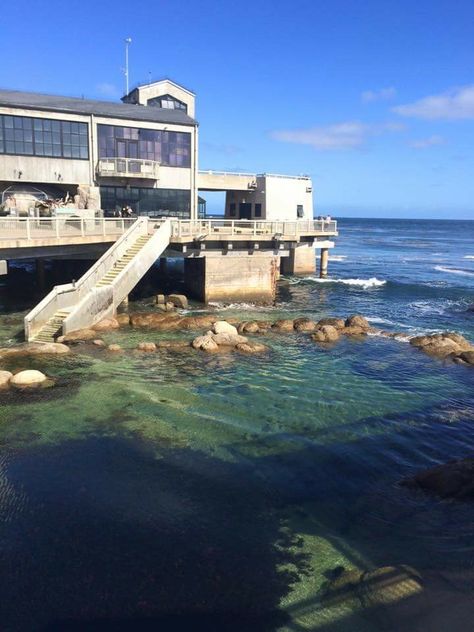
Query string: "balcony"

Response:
xmin=97 ymin=157 xmax=159 ymax=179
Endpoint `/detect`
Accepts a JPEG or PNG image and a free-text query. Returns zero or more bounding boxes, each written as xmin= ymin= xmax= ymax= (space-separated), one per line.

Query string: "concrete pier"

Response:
xmin=320 ymin=248 xmax=329 ymax=278
xmin=280 ymin=243 xmax=316 ymax=276
xmin=185 ymin=253 xmax=279 ymax=303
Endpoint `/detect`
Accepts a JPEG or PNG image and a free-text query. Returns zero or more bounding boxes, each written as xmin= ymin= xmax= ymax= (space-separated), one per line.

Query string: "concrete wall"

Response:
xmin=128 ymin=80 xmax=196 ymax=118
xmin=224 ymin=175 xmax=313 ymax=221
xmin=184 ymin=252 xmax=279 ymax=303
xmin=280 ymin=243 xmax=316 ymax=275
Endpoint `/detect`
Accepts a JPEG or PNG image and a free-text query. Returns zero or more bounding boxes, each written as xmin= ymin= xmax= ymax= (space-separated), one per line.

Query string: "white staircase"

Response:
xmin=25 ymin=218 xmax=171 ymax=342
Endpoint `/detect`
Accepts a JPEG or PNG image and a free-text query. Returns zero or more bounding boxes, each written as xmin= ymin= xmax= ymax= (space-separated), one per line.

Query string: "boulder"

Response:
xmin=401 ymin=457 xmax=474 ymax=500
xmin=130 ymin=312 xmax=182 ymax=330
xmin=410 ymin=332 xmax=473 ymax=359
xmin=116 ymin=313 xmax=131 ymax=327
xmin=93 ymin=317 xmax=120 ymax=331
xmin=92 ymin=339 xmax=105 ymax=347
xmin=166 ymin=294 xmax=188 ymax=309
xmin=0 ymin=370 xmax=13 ymax=388
xmin=107 ymin=344 xmax=122 ymax=352
xmin=179 ymin=315 xmax=218 ymax=330
xmin=58 ymin=328 xmax=97 ymax=343
xmin=0 ymin=342 xmax=71 ymax=357
xmin=192 ymin=334 xmax=219 ymax=353
xmin=312 ymin=325 xmax=340 ymax=343
xmin=272 ymin=319 xmax=295 ymax=332
xmin=459 ymin=350 xmax=474 ymax=365
xmin=316 ymin=317 xmax=346 ymax=330
xmin=238 ymin=321 xmax=260 ymax=334
xmin=213 ymin=321 xmax=238 ymax=336
xmin=235 ymin=341 xmax=269 ymax=354
xmin=294 ymin=318 xmax=317 ymax=332
xmin=345 ymin=314 xmax=370 ymax=329
xmin=211 ymin=332 xmax=248 ymax=346
xmin=409 ymin=335 xmax=432 ymax=348
xmin=137 ymin=342 xmax=157 ymax=352
xmin=10 ymin=369 xmax=48 ymax=388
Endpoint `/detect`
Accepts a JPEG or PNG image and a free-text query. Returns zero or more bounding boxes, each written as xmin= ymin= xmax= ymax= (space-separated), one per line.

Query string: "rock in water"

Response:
xmin=213 ymin=321 xmax=238 ymax=336
xmin=0 ymin=342 xmax=70 ymax=357
xmin=211 ymin=332 xmax=248 ymax=346
xmin=272 ymin=320 xmax=295 ymax=332
xmin=317 ymin=317 xmax=346 ymax=330
xmin=345 ymin=314 xmax=370 ymax=329
xmin=10 ymin=370 xmax=48 ymax=388
xmin=192 ymin=334 xmax=219 ymax=352
xmin=166 ymin=294 xmax=188 ymax=309
xmin=137 ymin=342 xmax=157 ymax=352
xmin=107 ymin=344 xmax=122 ymax=352
xmin=93 ymin=317 xmax=120 ymax=331
xmin=0 ymin=370 xmax=13 ymax=388
xmin=116 ymin=313 xmax=131 ymax=327
xmin=459 ymin=350 xmax=474 ymax=365
xmin=312 ymin=325 xmax=340 ymax=343
xmin=401 ymin=457 xmax=474 ymax=500
xmin=235 ymin=341 xmax=269 ymax=354
xmin=294 ymin=318 xmax=317 ymax=332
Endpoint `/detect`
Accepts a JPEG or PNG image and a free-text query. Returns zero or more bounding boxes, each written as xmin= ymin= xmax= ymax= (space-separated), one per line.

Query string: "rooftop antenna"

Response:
xmin=148 ymin=70 xmax=152 ymax=85
xmin=124 ymin=37 xmax=132 ymax=95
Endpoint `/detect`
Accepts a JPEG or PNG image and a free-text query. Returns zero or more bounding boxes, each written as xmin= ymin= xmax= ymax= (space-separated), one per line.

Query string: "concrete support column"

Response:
xmin=36 ymin=259 xmax=46 ymax=289
xmin=320 ymin=248 xmax=329 ymax=278
xmin=185 ymin=253 xmax=279 ymax=304
xmin=280 ymin=243 xmax=316 ymax=276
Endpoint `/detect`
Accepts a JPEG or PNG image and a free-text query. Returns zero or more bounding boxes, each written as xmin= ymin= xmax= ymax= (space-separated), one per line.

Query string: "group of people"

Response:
xmin=317 ymin=214 xmax=332 ymax=222
xmin=112 ymin=205 xmax=135 ymax=218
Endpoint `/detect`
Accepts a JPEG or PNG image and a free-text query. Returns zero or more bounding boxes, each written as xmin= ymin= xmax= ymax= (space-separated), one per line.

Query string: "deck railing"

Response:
xmin=170 ymin=219 xmax=337 ymax=238
xmin=0 ymin=217 xmax=136 ymax=241
xmin=97 ymin=157 xmax=159 ymax=179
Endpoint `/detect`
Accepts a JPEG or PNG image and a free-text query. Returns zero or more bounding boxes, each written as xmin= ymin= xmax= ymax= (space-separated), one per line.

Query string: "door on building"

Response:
xmin=239 ymin=203 xmax=252 ymax=219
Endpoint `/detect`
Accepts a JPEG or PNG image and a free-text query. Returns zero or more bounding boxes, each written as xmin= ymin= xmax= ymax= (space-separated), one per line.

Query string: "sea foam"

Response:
xmin=297 ymin=276 xmax=386 ymax=289
xmin=434 ymin=265 xmax=474 ymax=277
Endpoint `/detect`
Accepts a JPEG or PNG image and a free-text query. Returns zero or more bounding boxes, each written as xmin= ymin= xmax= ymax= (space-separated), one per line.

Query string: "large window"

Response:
xmin=98 ymin=125 xmax=191 ymax=168
xmin=100 ymin=186 xmax=191 ymax=219
xmin=0 ymin=115 xmax=88 ymax=159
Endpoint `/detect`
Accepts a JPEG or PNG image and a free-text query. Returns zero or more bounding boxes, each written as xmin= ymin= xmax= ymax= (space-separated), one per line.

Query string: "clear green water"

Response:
xmin=1 ymin=218 xmax=474 ymax=631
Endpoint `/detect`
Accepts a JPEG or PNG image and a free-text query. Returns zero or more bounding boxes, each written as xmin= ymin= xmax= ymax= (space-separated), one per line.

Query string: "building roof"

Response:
xmin=0 ymin=89 xmax=197 ymax=127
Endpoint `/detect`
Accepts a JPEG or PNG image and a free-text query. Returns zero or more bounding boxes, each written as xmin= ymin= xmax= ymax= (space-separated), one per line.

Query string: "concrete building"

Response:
xmin=0 ymin=79 xmax=338 ymax=340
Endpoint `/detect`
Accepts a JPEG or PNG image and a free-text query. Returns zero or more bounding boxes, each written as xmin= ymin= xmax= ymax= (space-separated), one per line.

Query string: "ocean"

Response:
xmin=0 ymin=217 xmax=473 ymax=631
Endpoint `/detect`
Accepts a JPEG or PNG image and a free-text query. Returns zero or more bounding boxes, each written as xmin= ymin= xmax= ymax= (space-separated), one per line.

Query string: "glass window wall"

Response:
xmin=100 ymin=186 xmax=191 ymax=219
xmin=0 ymin=114 xmax=88 ymax=159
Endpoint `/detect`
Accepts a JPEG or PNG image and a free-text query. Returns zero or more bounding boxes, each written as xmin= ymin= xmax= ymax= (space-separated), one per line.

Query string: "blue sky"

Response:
xmin=1 ymin=0 xmax=473 ymax=218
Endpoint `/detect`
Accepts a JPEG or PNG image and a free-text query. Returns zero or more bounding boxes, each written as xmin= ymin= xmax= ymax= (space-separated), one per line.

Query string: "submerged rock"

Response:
xmin=156 ymin=340 xmax=191 ymax=349
xmin=107 ymin=344 xmax=122 ymax=352
xmin=92 ymin=339 xmax=105 ymax=347
xmin=213 ymin=321 xmax=238 ymax=336
xmin=0 ymin=342 xmax=71 ymax=357
xmin=238 ymin=321 xmax=260 ymax=334
xmin=0 ymin=370 xmax=13 ymax=388
xmin=10 ymin=369 xmax=48 ymax=388
xmin=459 ymin=350 xmax=474 ymax=365
xmin=130 ymin=312 xmax=182 ymax=330
xmin=401 ymin=457 xmax=474 ymax=500
xmin=137 ymin=342 xmax=157 ymax=352
xmin=341 ymin=326 xmax=368 ymax=337
xmin=235 ymin=341 xmax=269 ymax=354
xmin=410 ymin=332 xmax=473 ymax=359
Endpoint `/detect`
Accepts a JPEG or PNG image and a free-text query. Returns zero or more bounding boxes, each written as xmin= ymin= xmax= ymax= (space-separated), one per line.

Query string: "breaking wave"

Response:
xmin=434 ymin=265 xmax=474 ymax=277
xmin=294 ymin=276 xmax=386 ymax=289
xmin=464 ymin=255 xmax=474 ymax=260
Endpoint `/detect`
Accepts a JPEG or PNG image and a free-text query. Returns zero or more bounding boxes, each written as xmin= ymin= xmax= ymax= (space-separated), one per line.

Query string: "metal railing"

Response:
xmin=198 ymin=169 xmax=256 ymax=178
xmin=97 ymin=157 xmax=159 ymax=179
xmin=170 ymin=219 xmax=337 ymax=238
xmin=0 ymin=217 xmax=136 ymax=241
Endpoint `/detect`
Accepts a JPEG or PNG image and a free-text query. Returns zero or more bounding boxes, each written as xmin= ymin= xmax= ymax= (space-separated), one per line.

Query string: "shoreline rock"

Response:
xmin=10 ymin=369 xmax=48 ymax=388
xmin=401 ymin=458 xmax=474 ymax=500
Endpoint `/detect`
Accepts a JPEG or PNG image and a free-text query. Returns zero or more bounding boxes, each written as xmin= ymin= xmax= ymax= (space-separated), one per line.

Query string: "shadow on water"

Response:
xmin=1 ymin=436 xmax=304 ymax=632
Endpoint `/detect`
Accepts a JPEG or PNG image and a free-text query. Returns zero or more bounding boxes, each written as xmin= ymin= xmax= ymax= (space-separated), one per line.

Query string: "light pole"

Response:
xmin=124 ymin=37 xmax=132 ymax=95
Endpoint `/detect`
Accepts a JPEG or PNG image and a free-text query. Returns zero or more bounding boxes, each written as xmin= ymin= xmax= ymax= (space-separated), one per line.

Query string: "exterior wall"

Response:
xmin=0 ymin=104 xmax=199 ymax=218
xmin=185 ymin=253 xmax=279 ymax=303
xmin=280 ymin=243 xmax=316 ymax=275
xmin=224 ymin=175 xmax=313 ymax=221
xmin=127 ymin=80 xmax=196 ymax=118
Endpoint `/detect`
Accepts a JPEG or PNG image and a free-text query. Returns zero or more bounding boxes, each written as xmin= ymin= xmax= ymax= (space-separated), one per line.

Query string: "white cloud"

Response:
xmin=409 ymin=135 xmax=445 ymax=149
xmin=361 ymin=87 xmax=397 ymax=103
xmin=96 ymin=82 xmax=120 ymax=98
xmin=394 ymin=85 xmax=474 ymax=119
xmin=270 ymin=121 xmax=404 ymax=151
